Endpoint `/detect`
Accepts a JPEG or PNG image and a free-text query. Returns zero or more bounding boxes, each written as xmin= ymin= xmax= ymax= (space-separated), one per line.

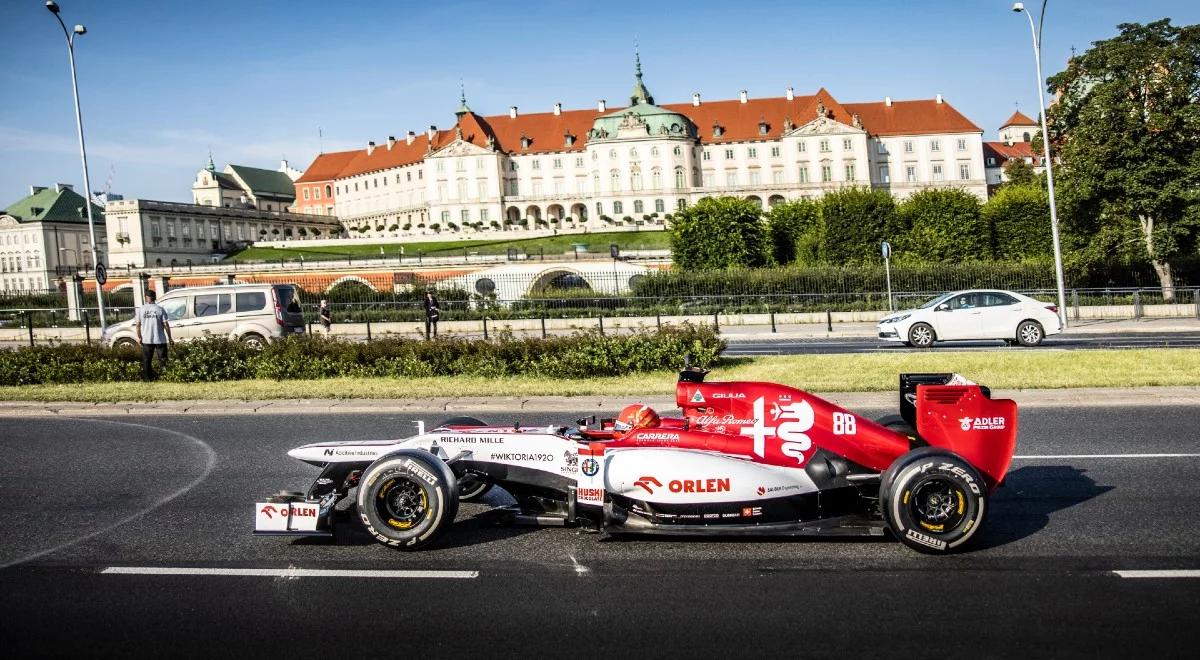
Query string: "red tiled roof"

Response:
xmin=1000 ymin=110 xmax=1038 ymax=128
xmin=295 ymin=151 xmax=359 ymax=183
xmin=983 ymin=140 xmax=1042 ymax=165
xmin=474 ymin=108 xmax=596 ymax=155
xmin=664 ymin=88 xmax=852 ymax=144
xmin=841 ymin=99 xmax=982 ymax=136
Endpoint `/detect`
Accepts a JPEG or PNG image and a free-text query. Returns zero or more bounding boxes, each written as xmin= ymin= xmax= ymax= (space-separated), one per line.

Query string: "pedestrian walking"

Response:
xmin=135 ymin=289 xmax=173 ymax=381
xmin=318 ymin=299 xmax=332 ymax=334
xmin=423 ymin=291 xmax=440 ymax=340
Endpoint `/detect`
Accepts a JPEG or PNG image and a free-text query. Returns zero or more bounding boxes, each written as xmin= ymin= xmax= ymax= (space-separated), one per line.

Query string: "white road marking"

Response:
xmin=1014 ymin=453 xmax=1200 ymax=459
xmin=101 ymin=567 xmax=478 ymax=579
xmin=569 ymin=554 xmax=591 ymax=576
xmin=1113 ymin=570 xmax=1200 ymax=579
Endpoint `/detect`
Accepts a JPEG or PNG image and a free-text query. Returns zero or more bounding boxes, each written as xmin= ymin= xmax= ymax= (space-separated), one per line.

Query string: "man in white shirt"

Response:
xmin=135 ymin=289 xmax=174 ymax=381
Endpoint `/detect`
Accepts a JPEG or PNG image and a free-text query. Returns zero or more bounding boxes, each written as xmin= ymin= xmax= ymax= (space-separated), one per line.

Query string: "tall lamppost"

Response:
xmin=1013 ymin=1 xmax=1068 ymax=328
xmin=46 ymin=1 xmax=107 ymax=329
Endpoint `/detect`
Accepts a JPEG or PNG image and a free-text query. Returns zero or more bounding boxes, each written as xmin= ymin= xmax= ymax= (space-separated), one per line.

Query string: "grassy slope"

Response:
xmin=224 ymin=230 xmax=671 ymax=262
xmin=2 ymin=349 xmax=1197 ymax=402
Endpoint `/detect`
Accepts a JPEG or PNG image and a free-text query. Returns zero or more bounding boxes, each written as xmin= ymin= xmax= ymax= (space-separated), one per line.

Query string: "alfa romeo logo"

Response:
xmin=581 ymin=458 xmax=599 ymax=477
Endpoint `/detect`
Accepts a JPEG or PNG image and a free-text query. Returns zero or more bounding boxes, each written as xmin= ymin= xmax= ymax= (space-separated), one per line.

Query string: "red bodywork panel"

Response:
xmin=914 ymin=385 xmax=1018 ymax=487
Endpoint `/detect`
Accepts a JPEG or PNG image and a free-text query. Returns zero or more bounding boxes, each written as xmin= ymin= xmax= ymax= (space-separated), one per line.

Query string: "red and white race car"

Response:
xmin=256 ymin=367 xmax=1018 ymax=554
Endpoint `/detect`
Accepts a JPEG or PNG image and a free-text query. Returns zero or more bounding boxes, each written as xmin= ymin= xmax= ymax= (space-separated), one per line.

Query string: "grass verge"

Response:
xmin=1 ymin=349 xmax=1197 ymax=402
xmin=223 ymin=230 xmax=670 ymax=262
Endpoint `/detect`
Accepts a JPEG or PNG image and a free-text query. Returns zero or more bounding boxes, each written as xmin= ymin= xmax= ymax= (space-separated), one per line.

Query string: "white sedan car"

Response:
xmin=877 ymin=289 xmax=1063 ymax=347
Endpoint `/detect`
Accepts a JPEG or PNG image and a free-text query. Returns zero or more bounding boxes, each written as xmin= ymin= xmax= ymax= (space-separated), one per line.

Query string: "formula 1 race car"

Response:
xmin=255 ymin=367 xmax=1018 ymax=554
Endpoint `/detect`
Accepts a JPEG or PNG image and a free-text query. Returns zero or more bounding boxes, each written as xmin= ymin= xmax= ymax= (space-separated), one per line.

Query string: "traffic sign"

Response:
xmin=881 ymin=241 xmax=892 ymax=260
xmin=95 ymin=262 xmax=107 ymax=286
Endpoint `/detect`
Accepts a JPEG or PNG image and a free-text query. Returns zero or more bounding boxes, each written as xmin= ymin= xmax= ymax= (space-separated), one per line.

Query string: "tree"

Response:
xmin=669 ymin=196 xmax=768 ymax=270
xmin=984 ymin=184 xmax=1052 ymax=260
xmin=1047 ymin=19 xmax=1200 ymax=300
xmin=819 ymin=187 xmax=902 ymax=264
xmin=896 ymin=188 xmax=988 ymax=262
xmin=1002 ymin=159 xmax=1037 ymax=187
xmin=765 ymin=199 xmax=822 ymax=265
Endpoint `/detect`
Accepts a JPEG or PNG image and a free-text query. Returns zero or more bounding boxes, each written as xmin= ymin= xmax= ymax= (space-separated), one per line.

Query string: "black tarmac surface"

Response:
xmin=2 ymin=405 xmax=1199 ymax=658
xmin=724 ymin=330 xmax=1200 ymax=355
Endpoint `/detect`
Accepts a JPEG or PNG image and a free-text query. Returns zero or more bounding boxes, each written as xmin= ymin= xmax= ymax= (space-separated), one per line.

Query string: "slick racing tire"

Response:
xmin=907 ymin=323 xmax=936 ymax=348
xmin=357 ymin=449 xmax=458 ymax=550
xmin=881 ymin=448 xmax=986 ymax=554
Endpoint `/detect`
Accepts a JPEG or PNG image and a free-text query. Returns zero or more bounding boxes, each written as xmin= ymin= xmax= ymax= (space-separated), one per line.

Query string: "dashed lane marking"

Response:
xmin=101 ymin=567 xmax=478 ymax=579
xmin=1113 ymin=570 xmax=1200 ymax=579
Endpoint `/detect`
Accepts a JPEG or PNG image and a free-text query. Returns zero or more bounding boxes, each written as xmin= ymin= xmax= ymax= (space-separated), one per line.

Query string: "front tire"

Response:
xmin=1016 ymin=320 xmax=1044 ymax=347
xmin=908 ymin=323 xmax=936 ymax=348
xmin=881 ymin=449 xmax=986 ymax=554
xmin=357 ymin=449 xmax=458 ymax=550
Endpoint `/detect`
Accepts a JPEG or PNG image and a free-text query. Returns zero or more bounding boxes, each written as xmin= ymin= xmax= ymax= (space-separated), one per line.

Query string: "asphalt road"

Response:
xmin=2 ymin=405 xmax=1199 ymax=658
xmin=724 ymin=331 xmax=1200 ymax=355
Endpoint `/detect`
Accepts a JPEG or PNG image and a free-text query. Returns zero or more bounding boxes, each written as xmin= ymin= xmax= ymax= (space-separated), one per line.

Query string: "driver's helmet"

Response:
xmin=613 ymin=404 xmax=660 ymax=436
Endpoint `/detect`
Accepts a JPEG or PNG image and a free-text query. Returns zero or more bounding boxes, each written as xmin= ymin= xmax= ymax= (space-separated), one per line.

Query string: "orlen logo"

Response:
xmin=634 ymin=476 xmax=731 ymax=495
xmin=260 ymin=504 xmax=316 ymax=519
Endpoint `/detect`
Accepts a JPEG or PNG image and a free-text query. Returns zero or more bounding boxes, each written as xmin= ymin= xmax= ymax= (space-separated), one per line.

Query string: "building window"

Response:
xmin=314 ymin=187 xmax=321 ymax=200
xmin=437 ymin=161 xmax=445 ymax=172
xmin=798 ymin=141 xmax=807 ymax=153
xmin=651 ymin=147 xmax=659 ymax=157
xmin=959 ymin=164 xmax=971 ymax=180
xmin=819 ymin=139 xmax=830 ymax=153
xmin=613 ymin=201 xmax=623 ymax=214
xmin=673 ymin=146 xmax=682 ymax=156
xmin=532 ymin=159 xmax=541 ymax=170
xmin=932 ymin=164 xmax=944 ymax=181
xmin=575 ymin=157 xmax=584 ymax=167
xmin=457 ymin=179 xmax=468 ymax=199
xmin=703 ymin=171 xmax=715 ymax=187
xmin=677 ymin=198 xmax=687 ymax=210
xmin=634 ymin=200 xmax=644 ymax=214
xmin=461 ymin=209 xmax=470 ymax=223
xmin=608 ymin=149 xmax=617 ymax=159
xmin=725 ymin=172 xmax=737 ymax=187
xmin=842 ymin=138 xmax=852 ymax=151
xmin=931 ymin=139 xmax=941 ymax=152
xmin=724 ymin=148 xmax=734 ymax=159
xmin=478 ymin=180 xmax=488 ymax=199
xmin=441 ymin=211 xmax=450 ymax=223
xmin=987 ymin=157 xmax=996 ymax=166
xmin=610 ymin=170 xmax=621 ymax=191
xmin=509 ymin=162 xmax=517 ymax=171
xmin=748 ymin=147 xmax=758 ymax=158
xmin=654 ymin=199 xmax=665 ymax=213
xmin=631 ymin=168 xmax=642 ymax=191
xmin=630 ymin=148 xmax=638 ymax=158
xmin=749 ymin=170 xmax=762 ymax=185
xmin=303 ymin=188 xmax=309 ymax=200
xmin=703 ymin=150 xmax=711 ymax=161
xmin=651 ymin=168 xmax=662 ymax=189
xmin=554 ymin=178 xmax=565 ymax=194
xmin=821 ymin=164 xmax=832 ymax=182
xmin=798 ymin=167 xmax=809 ymax=183
xmin=957 ymin=138 xmax=967 ymax=151
xmin=903 ymin=140 xmax=914 ymax=153
xmin=531 ymin=180 xmax=543 ymax=195
xmin=879 ymin=165 xmax=890 ymax=183
xmin=481 ymin=208 xmax=489 ymax=223
xmin=845 ymin=164 xmax=856 ymax=181
xmin=596 ymin=202 xmax=603 ymax=216
xmin=876 ymin=142 xmax=887 ymax=155
xmin=772 ymin=169 xmax=784 ymax=184
xmin=905 ymin=165 xmax=917 ymax=182
xmin=675 ymin=167 xmax=685 ymax=189
xmin=770 ymin=146 xmax=780 ymax=157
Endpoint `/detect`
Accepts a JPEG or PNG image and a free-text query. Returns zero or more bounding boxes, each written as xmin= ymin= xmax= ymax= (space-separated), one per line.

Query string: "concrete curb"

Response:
xmin=2 ymin=386 xmax=1196 ymax=417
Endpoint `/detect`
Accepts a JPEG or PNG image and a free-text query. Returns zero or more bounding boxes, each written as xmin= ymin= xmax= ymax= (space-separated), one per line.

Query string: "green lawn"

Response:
xmin=3 ymin=349 xmax=1197 ymax=402
xmin=223 ymin=230 xmax=671 ymax=263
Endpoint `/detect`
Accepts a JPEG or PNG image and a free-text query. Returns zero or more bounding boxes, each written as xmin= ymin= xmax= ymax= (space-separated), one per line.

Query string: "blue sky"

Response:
xmin=1 ymin=0 xmax=1196 ymax=205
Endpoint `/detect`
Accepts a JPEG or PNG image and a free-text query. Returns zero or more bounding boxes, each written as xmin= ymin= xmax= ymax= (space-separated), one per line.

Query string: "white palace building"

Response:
xmin=293 ymin=56 xmax=988 ymax=239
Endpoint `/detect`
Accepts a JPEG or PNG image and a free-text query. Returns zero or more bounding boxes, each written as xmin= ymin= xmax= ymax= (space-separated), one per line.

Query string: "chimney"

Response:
xmin=387 ymin=135 xmax=396 ymax=150
xmin=739 ymin=90 xmax=748 ymax=104
xmin=597 ymin=99 xmax=606 ymax=112
xmin=553 ymin=102 xmax=562 ymax=116
xmin=786 ymin=87 xmax=794 ymax=101
xmin=509 ymin=106 xmax=518 ymax=119
xmin=30 ymin=185 xmax=46 ymax=195
xmin=56 ymin=183 xmax=74 ymax=193
xmin=406 ymin=131 xmax=415 ymax=145
xmin=936 ymin=93 xmax=944 ymax=104
xmin=367 ymin=141 xmax=375 ymax=155
xmin=427 ymin=125 xmax=437 ymax=141
xmin=692 ymin=92 xmax=700 ymax=107
xmin=885 ymin=96 xmax=893 ymax=107
xmin=279 ymin=159 xmax=289 ymax=171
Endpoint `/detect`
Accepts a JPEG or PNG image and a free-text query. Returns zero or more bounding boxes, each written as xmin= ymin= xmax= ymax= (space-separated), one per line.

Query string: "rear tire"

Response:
xmin=1016 ymin=320 xmax=1044 ymax=347
xmin=357 ymin=449 xmax=458 ymax=550
xmin=113 ymin=337 xmax=137 ymax=350
xmin=881 ymin=448 xmax=986 ymax=554
xmin=240 ymin=332 xmax=267 ymax=350
xmin=908 ymin=323 xmax=936 ymax=348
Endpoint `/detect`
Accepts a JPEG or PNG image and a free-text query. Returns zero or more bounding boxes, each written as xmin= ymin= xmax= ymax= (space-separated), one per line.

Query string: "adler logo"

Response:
xmin=959 ymin=416 xmax=1006 ymax=431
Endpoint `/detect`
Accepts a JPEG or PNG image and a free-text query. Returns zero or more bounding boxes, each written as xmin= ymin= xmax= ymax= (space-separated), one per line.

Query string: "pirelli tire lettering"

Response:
xmin=883 ymin=450 xmax=986 ymax=554
xmin=355 ymin=450 xmax=459 ymax=550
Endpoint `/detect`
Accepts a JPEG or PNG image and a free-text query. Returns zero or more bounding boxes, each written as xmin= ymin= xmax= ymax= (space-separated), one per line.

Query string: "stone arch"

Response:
xmin=767 ymin=194 xmax=786 ymax=208
xmin=525 ymin=205 xmax=542 ymax=222
xmin=546 ymin=204 xmax=565 ymax=221
xmin=324 ymin=275 xmax=378 ymax=293
xmin=746 ymin=195 xmax=763 ymax=209
xmin=506 ymin=206 xmax=521 ymax=223
xmin=570 ymin=203 xmax=588 ymax=221
xmin=526 ymin=268 xmax=594 ymax=296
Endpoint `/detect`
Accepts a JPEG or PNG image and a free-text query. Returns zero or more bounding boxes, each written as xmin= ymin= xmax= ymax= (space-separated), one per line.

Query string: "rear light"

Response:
xmin=271 ymin=288 xmax=283 ymax=326
xmin=1045 ymin=305 xmax=1058 ymax=314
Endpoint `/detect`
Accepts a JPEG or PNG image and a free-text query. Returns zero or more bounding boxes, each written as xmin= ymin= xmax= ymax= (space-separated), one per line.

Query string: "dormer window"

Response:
xmin=520 ymin=134 xmax=531 ymax=149
xmin=564 ymin=132 xmax=576 ymax=147
xmin=712 ymin=121 xmax=724 ymax=138
xmin=758 ymin=119 xmax=769 ymax=135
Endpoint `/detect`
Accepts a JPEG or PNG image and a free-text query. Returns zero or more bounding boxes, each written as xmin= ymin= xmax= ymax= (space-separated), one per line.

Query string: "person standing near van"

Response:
xmin=319 ymin=299 xmax=332 ymax=334
xmin=423 ymin=291 xmax=440 ymax=340
xmin=135 ymin=289 xmax=173 ymax=381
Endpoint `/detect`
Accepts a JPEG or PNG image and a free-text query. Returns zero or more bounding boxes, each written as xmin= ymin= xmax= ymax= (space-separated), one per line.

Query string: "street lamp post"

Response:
xmin=46 ymin=1 xmax=107 ymax=329
xmin=1013 ymin=1 xmax=1068 ymax=328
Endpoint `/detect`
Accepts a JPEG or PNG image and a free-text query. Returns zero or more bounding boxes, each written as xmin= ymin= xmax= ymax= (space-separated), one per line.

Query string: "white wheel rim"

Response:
xmin=1021 ymin=325 xmax=1040 ymax=343
xmin=913 ymin=327 xmax=932 ymax=345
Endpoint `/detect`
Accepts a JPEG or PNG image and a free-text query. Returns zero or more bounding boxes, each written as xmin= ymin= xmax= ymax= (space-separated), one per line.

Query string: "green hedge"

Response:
xmin=0 ymin=326 xmax=725 ymax=386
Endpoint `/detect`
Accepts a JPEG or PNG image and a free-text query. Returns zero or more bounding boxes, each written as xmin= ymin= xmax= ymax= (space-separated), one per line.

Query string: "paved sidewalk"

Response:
xmin=1 ymin=386 xmax=1195 ymax=418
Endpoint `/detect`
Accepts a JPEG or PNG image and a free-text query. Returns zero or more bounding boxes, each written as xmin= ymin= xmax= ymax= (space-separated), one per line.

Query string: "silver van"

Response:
xmin=103 ymin=283 xmax=305 ymax=349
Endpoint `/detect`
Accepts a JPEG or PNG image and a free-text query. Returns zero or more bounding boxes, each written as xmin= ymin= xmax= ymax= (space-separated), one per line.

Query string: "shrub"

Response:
xmin=896 ymin=188 xmax=989 ymax=262
xmin=766 ymin=199 xmax=822 ymax=266
xmin=819 ymin=187 xmax=901 ymax=265
xmin=670 ymin=196 xmax=768 ymax=271
xmin=986 ymin=184 xmax=1053 ymax=260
